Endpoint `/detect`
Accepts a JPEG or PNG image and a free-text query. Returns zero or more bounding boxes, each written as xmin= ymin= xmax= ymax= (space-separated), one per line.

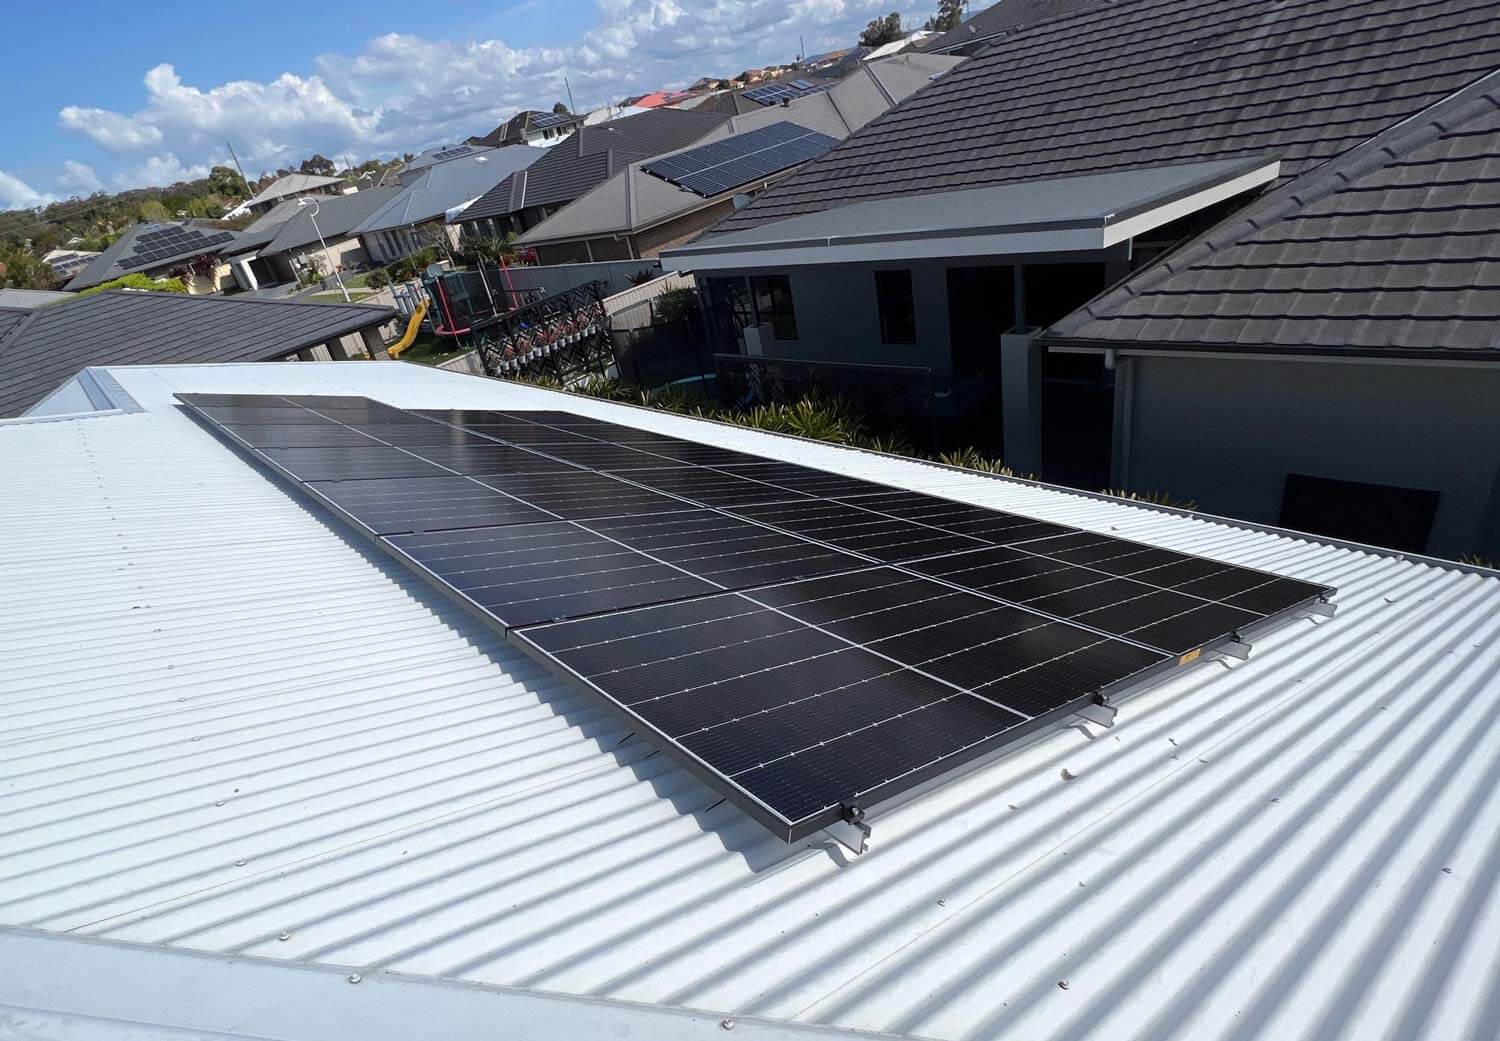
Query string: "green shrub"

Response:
xmin=652 ymin=287 xmax=699 ymax=324
xmin=79 ymin=274 xmax=189 ymax=297
xmin=935 ymin=447 xmax=1015 ymax=476
xmin=365 ymin=268 xmax=391 ymax=289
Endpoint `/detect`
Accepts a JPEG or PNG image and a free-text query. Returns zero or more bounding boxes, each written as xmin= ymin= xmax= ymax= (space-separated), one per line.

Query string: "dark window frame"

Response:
xmin=874 ymin=268 xmax=917 ymax=344
xmin=749 ymin=274 xmax=799 ymax=340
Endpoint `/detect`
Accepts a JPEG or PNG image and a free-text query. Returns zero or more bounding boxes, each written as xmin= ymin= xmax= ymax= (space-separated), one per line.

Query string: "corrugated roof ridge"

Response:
xmin=1047 ymin=66 xmax=1500 ymax=338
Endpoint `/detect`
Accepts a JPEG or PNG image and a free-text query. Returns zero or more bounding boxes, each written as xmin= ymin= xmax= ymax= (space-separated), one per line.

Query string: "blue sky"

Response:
xmin=0 ymin=0 xmax=926 ymax=209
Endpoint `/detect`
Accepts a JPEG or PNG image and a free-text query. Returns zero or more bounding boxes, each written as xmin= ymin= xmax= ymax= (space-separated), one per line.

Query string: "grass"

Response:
xmin=396 ymin=331 xmax=469 ymax=366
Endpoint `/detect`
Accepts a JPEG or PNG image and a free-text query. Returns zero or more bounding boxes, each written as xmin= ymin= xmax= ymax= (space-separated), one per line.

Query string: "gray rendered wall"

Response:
xmin=1121 ymin=354 xmax=1500 ymax=558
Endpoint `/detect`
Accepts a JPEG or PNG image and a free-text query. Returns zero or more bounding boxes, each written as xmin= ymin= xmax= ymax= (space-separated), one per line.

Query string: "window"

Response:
xmin=875 ymin=269 xmax=917 ymax=344
xmin=1279 ymin=473 xmax=1440 ymax=553
xmin=750 ymin=274 xmax=798 ymax=340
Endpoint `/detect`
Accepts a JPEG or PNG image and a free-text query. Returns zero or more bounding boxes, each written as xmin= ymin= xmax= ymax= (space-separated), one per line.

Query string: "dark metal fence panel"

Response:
xmin=472 ymin=281 xmax=618 ymax=384
xmin=714 ymin=353 xmax=938 ymax=449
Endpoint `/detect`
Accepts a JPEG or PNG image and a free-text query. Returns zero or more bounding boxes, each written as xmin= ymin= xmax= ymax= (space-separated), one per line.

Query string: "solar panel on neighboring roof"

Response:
xmin=530 ymin=112 xmax=574 ymax=128
xmin=642 ymin=121 xmax=840 ymax=197
xmin=178 ymin=394 xmax=1335 ymax=844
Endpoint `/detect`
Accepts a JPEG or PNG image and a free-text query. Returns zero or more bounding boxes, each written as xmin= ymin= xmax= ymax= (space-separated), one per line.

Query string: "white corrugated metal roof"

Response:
xmin=4 ymin=361 xmax=1498 ymax=1041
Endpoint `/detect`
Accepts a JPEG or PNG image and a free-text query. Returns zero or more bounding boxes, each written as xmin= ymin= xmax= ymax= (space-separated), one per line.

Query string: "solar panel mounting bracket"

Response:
xmin=1216 ymin=638 xmax=1253 ymax=662
xmin=1305 ymin=599 xmax=1338 ymax=619
xmin=824 ymin=804 xmax=870 ymax=856
xmin=1073 ymin=699 xmax=1118 ymax=729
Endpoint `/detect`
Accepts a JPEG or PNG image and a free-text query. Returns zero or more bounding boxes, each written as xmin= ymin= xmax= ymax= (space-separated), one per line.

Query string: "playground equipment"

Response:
xmin=386 ymin=297 xmax=430 ymax=358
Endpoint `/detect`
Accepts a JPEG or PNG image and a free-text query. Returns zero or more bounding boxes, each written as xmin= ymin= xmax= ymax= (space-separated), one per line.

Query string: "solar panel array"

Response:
xmin=180 ymin=394 xmax=1334 ymax=843
xmin=743 ymin=79 xmax=831 ymax=105
xmin=529 ymin=112 xmax=575 ymax=128
xmin=641 ymin=121 xmax=841 ymax=198
xmin=429 ymin=146 xmax=479 ymax=161
xmin=118 ymin=225 xmax=236 ymax=271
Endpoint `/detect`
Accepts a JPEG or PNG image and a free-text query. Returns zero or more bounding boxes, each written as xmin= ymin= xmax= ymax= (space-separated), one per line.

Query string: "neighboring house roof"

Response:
xmin=920 ymin=0 xmax=1111 ymax=54
xmin=3 ymin=358 xmax=1497 ymax=1040
xmin=471 ymin=110 xmax=587 ymax=147
xmin=397 ymin=144 xmax=495 ymax=183
xmin=240 ymin=173 xmax=345 ymax=210
xmin=242 ymin=198 xmax=309 ymax=234
xmin=0 ymin=291 xmax=394 ymax=417
xmin=1048 ymin=70 xmax=1500 ymax=359
xmin=257 ymin=187 xmax=404 ymax=257
xmin=0 ymin=288 xmax=73 ymax=308
xmin=64 ymin=221 xmax=243 ymax=291
xmin=689 ymin=71 xmax=842 ymax=117
xmin=519 ymin=54 xmax=965 ymax=248
xmin=715 ymin=0 xmax=1500 ymax=236
xmin=863 ymin=31 xmax=937 ymax=61
xmin=457 ymin=107 xmax=732 ymax=223
xmin=352 ymin=148 xmax=544 ymax=235
xmin=634 ymin=89 xmax=697 ymax=108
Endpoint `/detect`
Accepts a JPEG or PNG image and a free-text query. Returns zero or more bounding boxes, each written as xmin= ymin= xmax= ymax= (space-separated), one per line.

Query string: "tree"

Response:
xmin=859 ymin=12 xmax=904 ymax=47
xmin=552 ymin=101 xmax=570 ymax=115
xmin=925 ymin=0 xmax=967 ymax=32
xmin=208 ymin=165 xmax=250 ymax=200
xmin=298 ymin=154 xmax=337 ymax=177
xmin=0 ymin=244 xmax=59 ymax=290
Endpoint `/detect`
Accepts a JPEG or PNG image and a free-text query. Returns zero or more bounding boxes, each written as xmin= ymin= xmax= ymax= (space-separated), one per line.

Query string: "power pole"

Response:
xmin=799 ymin=34 xmax=805 ymax=63
xmin=225 ymin=142 xmax=249 ymax=186
xmin=564 ymin=75 xmax=577 ymax=114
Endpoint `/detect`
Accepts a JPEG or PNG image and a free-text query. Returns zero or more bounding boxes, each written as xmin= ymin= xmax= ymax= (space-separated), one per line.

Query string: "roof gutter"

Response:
xmin=1044 ymin=336 xmax=1500 ymax=367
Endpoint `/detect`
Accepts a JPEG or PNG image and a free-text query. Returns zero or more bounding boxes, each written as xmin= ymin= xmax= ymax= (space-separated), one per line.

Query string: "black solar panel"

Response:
xmin=517 ymin=568 xmax=1170 ymax=837
xmin=641 ymin=121 xmax=840 ymax=197
xmin=179 ymin=394 xmax=1335 ymax=844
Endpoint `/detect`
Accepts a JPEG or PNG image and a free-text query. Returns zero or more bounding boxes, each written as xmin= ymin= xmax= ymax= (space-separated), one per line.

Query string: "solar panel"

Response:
xmin=530 ymin=112 xmax=574 ymax=128
xmin=516 ymin=567 xmax=1171 ymax=837
xmin=179 ymin=394 xmax=1336 ymax=845
xmin=641 ymin=121 xmax=840 ymax=197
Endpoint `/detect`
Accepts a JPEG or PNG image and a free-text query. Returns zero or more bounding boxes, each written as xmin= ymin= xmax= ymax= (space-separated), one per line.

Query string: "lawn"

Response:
xmin=396 ymin=331 xmax=470 ymax=366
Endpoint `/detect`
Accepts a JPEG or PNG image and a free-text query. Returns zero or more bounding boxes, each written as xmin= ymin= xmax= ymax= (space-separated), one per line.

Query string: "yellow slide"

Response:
xmin=386 ymin=298 xmax=429 ymax=358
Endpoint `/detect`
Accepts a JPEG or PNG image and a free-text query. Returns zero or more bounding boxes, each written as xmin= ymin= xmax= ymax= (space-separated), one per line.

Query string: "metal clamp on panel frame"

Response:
xmin=825 ymin=804 xmax=871 ymax=856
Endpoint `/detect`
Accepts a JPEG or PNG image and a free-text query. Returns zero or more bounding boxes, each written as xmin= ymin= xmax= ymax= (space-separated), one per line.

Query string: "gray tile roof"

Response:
xmin=458 ymin=108 xmax=730 ymax=222
xmin=259 ymin=187 xmax=403 ymax=256
xmin=714 ymin=0 xmax=1500 ymax=237
xmin=65 ymin=221 xmax=243 ymax=291
xmin=240 ymin=173 xmax=345 ymax=209
xmin=0 ymin=291 xmax=395 ymax=418
xmin=0 ymin=289 xmax=73 ymax=309
xmin=352 ymin=149 xmax=543 ymax=234
xmin=921 ymin=0 xmax=1112 ymax=54
xmin=1047 ymin=71 xmax=1500 ymax=358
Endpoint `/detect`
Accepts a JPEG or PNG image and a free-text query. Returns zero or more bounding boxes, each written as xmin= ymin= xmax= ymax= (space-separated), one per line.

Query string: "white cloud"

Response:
xmin=0 ymin=170 xmax=55 ymax=209
xmin=58 ymin=160 xmax=102 ymax=194
xmin=56 ymin=0 xmax=905 ymax=187
xmin=113 ymin=153 xmax=212 ymax=190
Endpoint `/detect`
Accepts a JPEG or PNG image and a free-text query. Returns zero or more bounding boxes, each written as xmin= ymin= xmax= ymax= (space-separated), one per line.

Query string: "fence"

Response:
xmin=498 ymin=259 xmax=663 ymax=300
xmin=470 ymin=281 xmax=616 ymax=385
xmin=605 ymin=271 xmax=696 ymax=331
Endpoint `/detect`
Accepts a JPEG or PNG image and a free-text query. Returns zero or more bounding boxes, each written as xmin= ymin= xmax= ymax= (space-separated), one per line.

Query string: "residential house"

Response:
xmin=230 ymin=172 xmax=346 ymax=217
xmin=353 ymin=147 xmax=543 ymax=264
xmin=41 ymin=247 xmax=99 ymax=280
xmin=451 ymin=107 xmax=730 ymax=245
xmin=664 ymin=0 xmax=1500 ymax=559
xmin=4 ymin=357 xmax=1497 ymax=1041
xmin=221 ymin=186 xmax=402 ymax=290
xmin=0 ymin=290 xmax=395 ymax=417
xmin=64 ymin=221 xmax=244 ymax=294
xmin=684 ymin=70 xmax=842 ymax=118
xmin=632 ymin=88 xmax=697 ymax=109
xmin=517 ymin=54 xmax=964 ymax=265
xmin=469 ymin=110 xmax=588 ymax=148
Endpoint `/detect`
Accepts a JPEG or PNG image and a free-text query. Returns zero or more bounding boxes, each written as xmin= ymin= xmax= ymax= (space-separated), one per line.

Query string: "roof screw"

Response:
xmin=235 ymin=860 xmax=246 ymax=867
xmin=1059 ymin=767 xmax=1076 ymax=781
xmin=936 ymin=898 xmax=947 ymax=906
xmin=348 ymin=973 xmax=362 ymax=984
xmin=720 ymin=1017 xmax=735 ymax=1030
xmin=278 ymin=931 xmax=291 ymax=941
xmin=215 ymin=800 xmax=225 ymax=806
xmin=1442 ymin=867 xmax=1454 ymax=874
xmin=1058 ymin=980 xmax=1070 ymax=990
